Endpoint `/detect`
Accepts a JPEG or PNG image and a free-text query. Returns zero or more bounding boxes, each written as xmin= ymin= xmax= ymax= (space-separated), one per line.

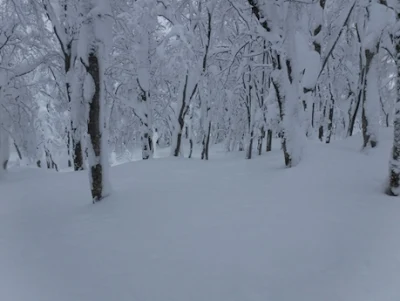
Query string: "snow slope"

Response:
xmin=1 ymin=130 xmax=400 ymax=301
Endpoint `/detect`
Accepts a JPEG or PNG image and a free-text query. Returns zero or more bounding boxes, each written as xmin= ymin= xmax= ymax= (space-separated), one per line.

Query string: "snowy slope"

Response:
xmin=1 ymin=131 xmax=400 ymax=301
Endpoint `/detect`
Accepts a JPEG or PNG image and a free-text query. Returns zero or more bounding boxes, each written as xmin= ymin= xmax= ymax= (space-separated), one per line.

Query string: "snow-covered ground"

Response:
xmin=1 ymin=131 xmax=400 ymax=301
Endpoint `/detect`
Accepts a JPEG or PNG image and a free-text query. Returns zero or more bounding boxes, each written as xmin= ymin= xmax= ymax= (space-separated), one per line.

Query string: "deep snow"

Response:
xmin=1 ymin=131 xmax=400 ymax=301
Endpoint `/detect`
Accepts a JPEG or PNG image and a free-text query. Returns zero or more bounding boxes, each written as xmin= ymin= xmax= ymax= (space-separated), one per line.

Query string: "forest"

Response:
xmin=0 ymin=0 xmax=399 ymax=198
xmin=4 ymin=1 xmax=400 ymax=300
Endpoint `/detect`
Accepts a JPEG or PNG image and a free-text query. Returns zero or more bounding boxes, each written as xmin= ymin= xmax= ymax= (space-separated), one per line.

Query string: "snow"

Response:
xmin=2 ymin=130 xmax=400 ymax=301
xmin=364 ymin=1 xmax=393 ymax=51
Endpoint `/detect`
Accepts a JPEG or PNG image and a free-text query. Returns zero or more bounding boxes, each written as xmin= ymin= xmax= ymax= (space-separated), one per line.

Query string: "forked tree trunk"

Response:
xmin=172 ymin=73 xmax=196 ymax=157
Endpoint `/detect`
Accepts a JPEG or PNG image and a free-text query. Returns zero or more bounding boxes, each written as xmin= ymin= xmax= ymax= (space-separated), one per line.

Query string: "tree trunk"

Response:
xmin=0 ymin=128 xmax=9 ymax=171
xmin=348 ymin=89 xmax=362 ymax=137
xmin=362 ymin=49 xmax=378 ymax=148
xmin=205 ymin=121 xmax=211 ymax=160
xmin=173 ymin=116 xmax=185 ymax=157
xmin=65 ymin=52 xmax=84 ymax=171
xmin=201 ymin=121 xmax=211 ymax=160
xmin=282 ymin=137 xmax=291 ymax=167
xmin=311 ymin=102 xmax=315 ymax=129
xmin=258 ymin=127 xmax=265 ymax=155
xmin=45 ymin=147 xmax=58 ymax=171
xmin=266 ymin=129 xmax=272 ymax=152
xmin=326 ymin=84 xmax=335 ymax=144
xmin=141 ymin=130 xmax=153 ymax=160
xmin=87 ymin=53 xmax=105 ymax=202
xmin=386 ymin=18 xmax=400 ymax=195
xmin=67 ymin=127 xmax=72 ymax=167
xmin=73 ymin=137 xmax=84 ymax=170
xmin=245 ymin=131 xmax=254 ymax=160
xmin=14 ymin=142 xmax=22 ymax=160
xmin=188 ymin=138 xmax=193 ymax=159
xmin=172 ymin=73 xmax=195 ymax=157
xmin=319 ymin=102 xmax=326 ymax=141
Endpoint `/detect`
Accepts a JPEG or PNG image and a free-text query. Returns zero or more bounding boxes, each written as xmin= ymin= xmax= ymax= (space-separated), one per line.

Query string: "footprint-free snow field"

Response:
xmin=1 ymin=133 xmax=400 ymax=301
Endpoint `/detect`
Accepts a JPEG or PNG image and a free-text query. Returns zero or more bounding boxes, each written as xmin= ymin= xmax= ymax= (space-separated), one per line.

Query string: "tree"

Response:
xmin=40 ymin=0 xmax=85 ymax=170
xmin=78 ymin=0 xmax=112 ymax=202
xmin=386 ymin=2 xmax=400 ymax=196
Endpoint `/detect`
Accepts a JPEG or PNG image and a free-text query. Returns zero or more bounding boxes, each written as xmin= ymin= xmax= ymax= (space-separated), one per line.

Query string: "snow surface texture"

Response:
xmin=1 ymin=131 xmax=400 ymax=301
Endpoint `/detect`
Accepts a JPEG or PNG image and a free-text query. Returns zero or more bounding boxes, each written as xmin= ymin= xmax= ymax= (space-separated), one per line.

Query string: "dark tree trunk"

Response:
xmin=173 ymin=131 xmax=183 ymax=157
xmin=188 ymin=138 xmax=193 ymax=159
xmin=86 ymin=52 xmax=104 ymax=202
xmin=311 ymin=102 xmax=315 ymax=128
xmin=205 ymin=121 xmax=211 ymax=160
xmin=258 ymin=127 xmax=265 ymax=155
xmin=326 ymin=85 xmax=335 ymax=144
xmin=141 ymin=131 xmax=153 ymax=160
xmin=282 ymin=138 xmax=291 ymax=167
xmin=73 ymin=138 xmax=84 ymax=170
xmin=319 ymin=103 xmax=326 ymax=141
xmin=67 ymin=127 xmax=72 ymax=167
xmin=201 ymin=137 xmax=206 ymax=159
xmin=386 ymin=18 xmax=400 ymax=195
xmin=45 ymin=148 xmax=58 ymax=171
xmin=246 ymin=131 xmax=254 ymax=160
xmin=14 ymin=142 xmax=22 ymax=160
xmin=326 ymin=105 xmax=334 ymax=144
xmin=2 ymin=159 xmax=8 ymax=170
xmin=266 ymin=129 xmax=272 ymax=152
xmin=348 ymin=89 xmax=362 ymax=137
xmin=173 ymin=74 xmax=196 ymax=157
xmin=201 ymin=121 xmax=211 ymax=160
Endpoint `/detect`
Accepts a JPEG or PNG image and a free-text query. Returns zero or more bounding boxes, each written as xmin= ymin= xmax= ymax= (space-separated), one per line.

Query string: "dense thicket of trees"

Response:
xmin=0 ymin=0 xmax=399 ymax=200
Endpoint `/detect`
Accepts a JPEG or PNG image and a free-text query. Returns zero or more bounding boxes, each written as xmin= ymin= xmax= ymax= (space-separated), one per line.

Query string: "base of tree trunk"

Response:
xmin=282 ymin=138 xmax=292 ymax=167
xmin=173 ymin=132 xmax=183 ymax=157
xmin=2 ymin=159 xmax=8 ymax=170
xmin=73 ymin=141 xmax=84 ymax=171
xmin=246 ymin=133 xmax=254 ymax=160
xmin=188 ymin=139 xmax=193 ymax=158
xmin=386 ymin=170 xmax=400 ymax=196
xmin=266 ymin=130 xmax=272 ymax=152
xmin=91 ymin=164 xmax=104 ymax=202
xmin=318 ymin=126 xmax=324 ymax=141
